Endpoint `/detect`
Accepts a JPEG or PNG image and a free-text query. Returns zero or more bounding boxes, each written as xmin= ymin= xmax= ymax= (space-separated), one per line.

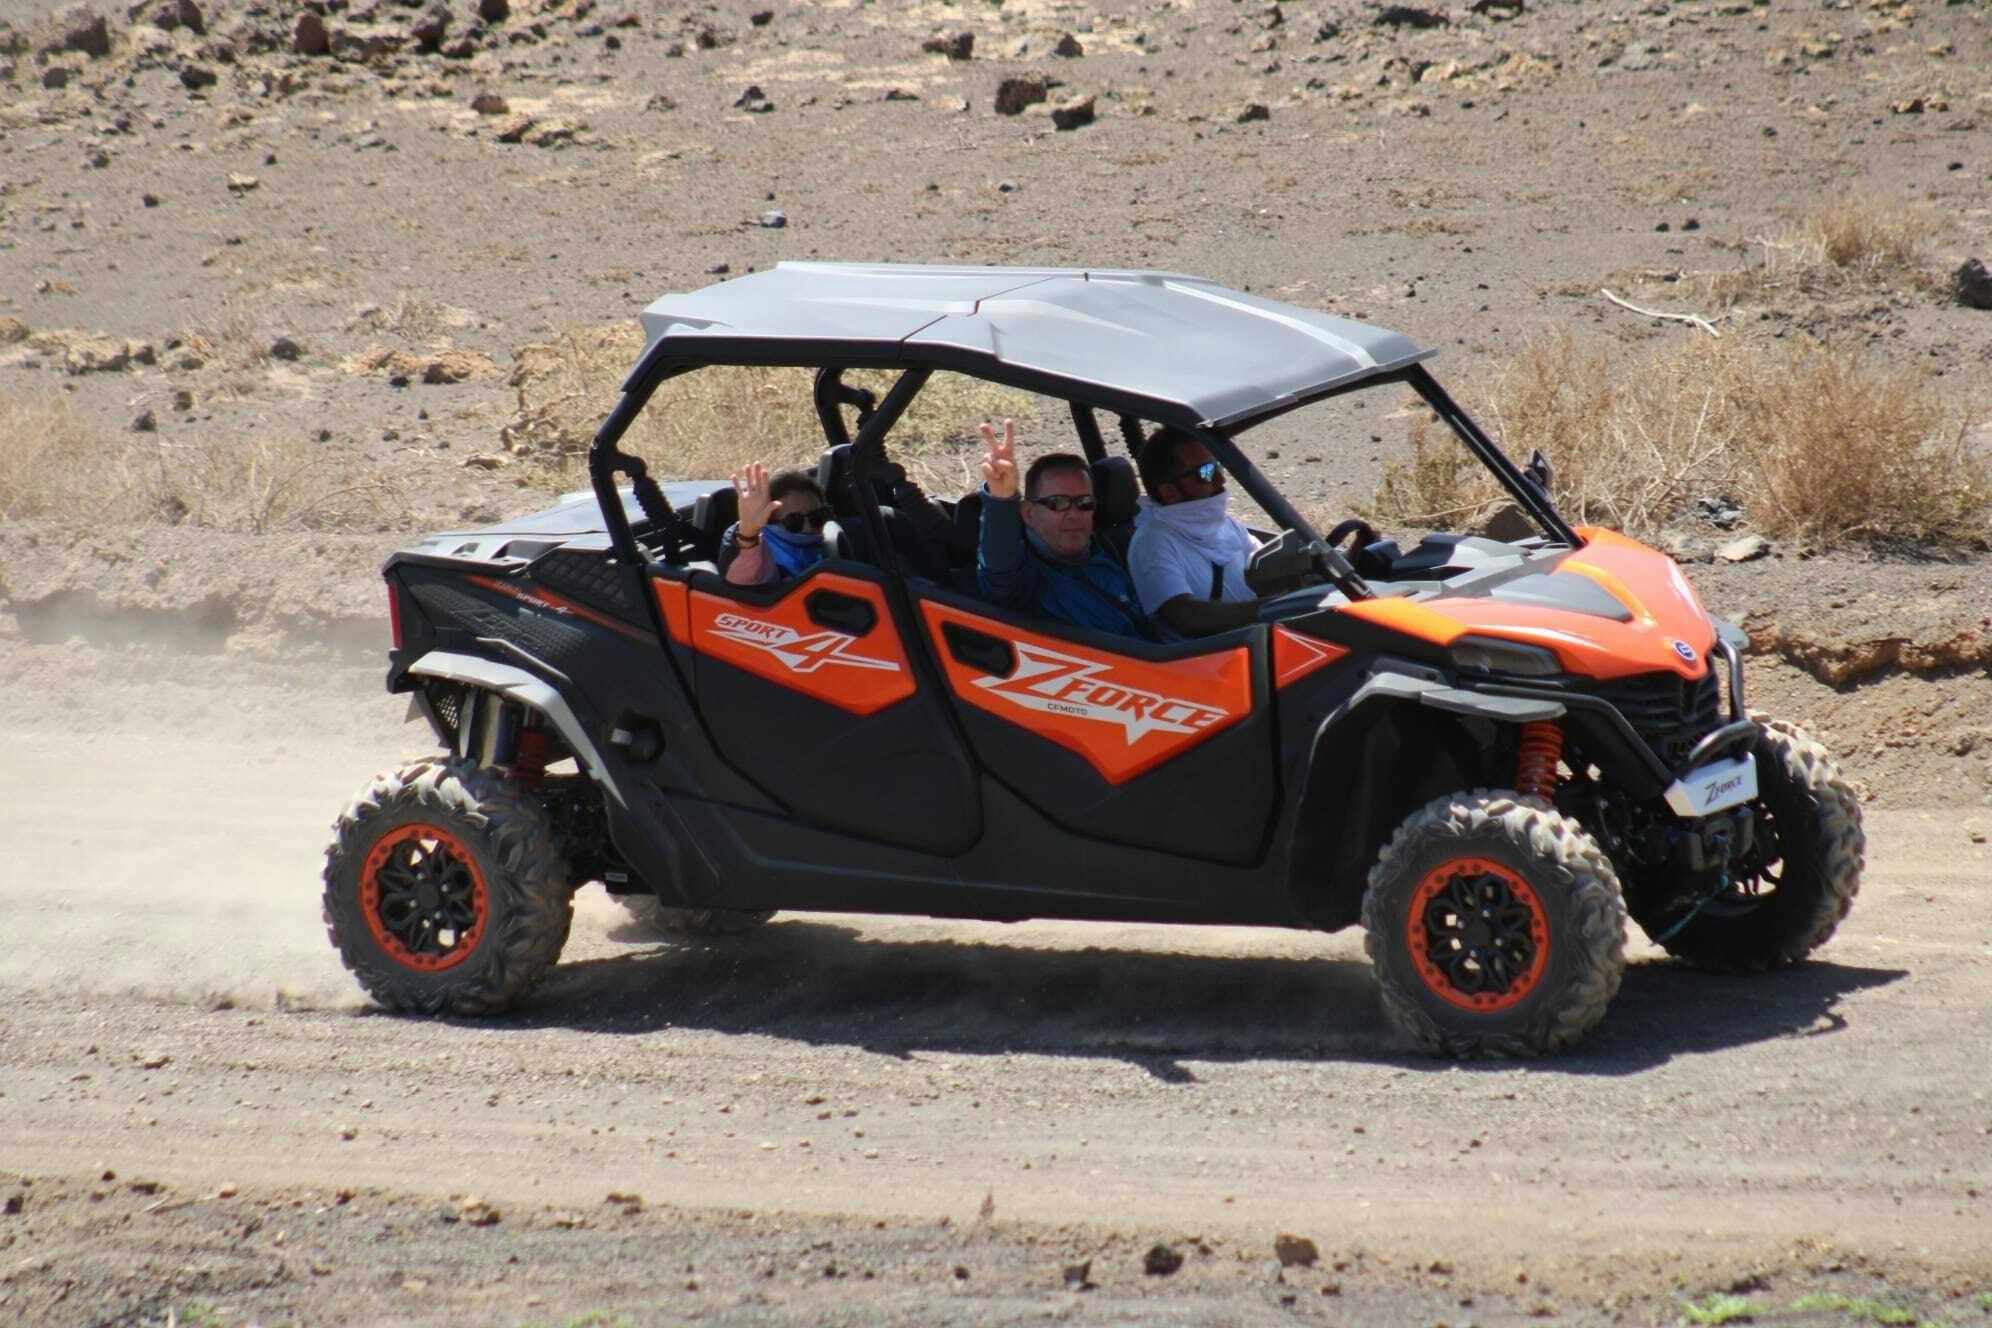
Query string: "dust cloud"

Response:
xmin=0 ymin=647 xmax=430 ymax=1011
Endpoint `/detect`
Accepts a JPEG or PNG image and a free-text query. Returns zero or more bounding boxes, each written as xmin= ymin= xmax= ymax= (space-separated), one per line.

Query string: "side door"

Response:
xmin=914 ymin=589 xmax=1280 ymax=875
xmin=652 ymin=562 xmax=980 ymax=855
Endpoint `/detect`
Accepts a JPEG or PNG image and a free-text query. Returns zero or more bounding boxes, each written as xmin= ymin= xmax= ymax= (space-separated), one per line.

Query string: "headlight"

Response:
xmin=1450 ymin=635 xmax=1562 ymax=676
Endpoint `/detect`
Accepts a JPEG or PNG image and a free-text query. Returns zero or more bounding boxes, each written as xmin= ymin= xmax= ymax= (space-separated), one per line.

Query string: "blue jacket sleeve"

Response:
xmin=975 ymin=489 xmax=1041 ymax=609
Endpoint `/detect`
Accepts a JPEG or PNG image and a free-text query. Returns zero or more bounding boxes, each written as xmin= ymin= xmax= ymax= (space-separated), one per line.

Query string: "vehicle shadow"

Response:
xmin=450 ymin=918 xmax=1908 ymax=1081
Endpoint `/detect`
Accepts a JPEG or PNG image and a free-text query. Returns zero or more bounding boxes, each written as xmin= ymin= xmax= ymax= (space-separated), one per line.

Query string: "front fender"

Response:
xmin=1284 ymin=668 xmax=1522 ymax=930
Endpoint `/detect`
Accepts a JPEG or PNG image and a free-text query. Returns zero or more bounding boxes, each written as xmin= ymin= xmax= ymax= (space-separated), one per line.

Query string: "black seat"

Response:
xmin=950 ymin=488 xmax=982 ymax=547
xmin=1091 ymin=455 xmax=1139 ymax=564
xmin=813 ymin=444 xmax=955 ymax=577
xmin=815 ymin=443 xmax=865 ymax=516
xmin=688 ymin=483 xmax=738 ymax=562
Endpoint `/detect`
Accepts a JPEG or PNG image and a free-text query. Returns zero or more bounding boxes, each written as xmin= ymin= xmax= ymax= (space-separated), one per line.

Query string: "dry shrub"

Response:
xmin=0 ymin=390 xmax=141 ymax=522
xmin=1691 ymin=195 xmax=1937 ymax=308
xmin=506 ymin=322 xmax=1038 ymax=493
xmin=1374 ymin=332 xmax=1988 ymax=549
xmin=0 ymin=389 xmax=392 ymax=532
xmin=154 ymin=434 xmax=397 ymax=534
xmin=1807 ymin=195 xmax=1933 ymax=273
xmin=346 ymin=294 xmax=475 ymax=342
xmin=180 ymin=297 xmax=276 ymax=400
xmin=1742 ymin=347 xmax=1984 ymax=545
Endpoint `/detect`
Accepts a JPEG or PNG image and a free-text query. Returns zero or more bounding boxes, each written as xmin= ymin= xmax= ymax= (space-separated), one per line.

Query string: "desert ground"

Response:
xmin=2 ymin=0 xmax=1990 ymax=1323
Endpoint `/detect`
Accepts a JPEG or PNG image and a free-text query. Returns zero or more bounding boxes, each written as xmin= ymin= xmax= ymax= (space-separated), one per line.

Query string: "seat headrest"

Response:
xmin=816 ymin=444 xmax=857 ymax=514
xmin=1091 ymin=455 xmax=1139 ymax=527
xmin=692 ymin=483 xmax=739 ymax=534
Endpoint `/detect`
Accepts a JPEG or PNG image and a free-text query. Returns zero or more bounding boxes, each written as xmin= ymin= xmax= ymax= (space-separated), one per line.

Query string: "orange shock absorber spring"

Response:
xmin=1514 ymin=720 xmax=1563 ymax=802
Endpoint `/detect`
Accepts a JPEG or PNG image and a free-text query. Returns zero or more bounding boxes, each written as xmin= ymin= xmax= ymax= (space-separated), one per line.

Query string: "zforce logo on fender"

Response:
xmin=975 ymin=642 xmax=1232 ymax=745
xmin=707 ymin=612 xmax=900 ymax=675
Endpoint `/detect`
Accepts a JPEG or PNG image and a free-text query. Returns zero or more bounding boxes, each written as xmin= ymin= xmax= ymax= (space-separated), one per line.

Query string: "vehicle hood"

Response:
xmin=1336 ymin=529 xmax=1717 ymax=681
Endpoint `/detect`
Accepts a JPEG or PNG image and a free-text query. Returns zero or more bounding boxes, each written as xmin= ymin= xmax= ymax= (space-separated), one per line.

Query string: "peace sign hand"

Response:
xmin=979 ymin=418 xmax=1018 ymax=501
xmin=734 ymin=462 xmax=782 ymax=537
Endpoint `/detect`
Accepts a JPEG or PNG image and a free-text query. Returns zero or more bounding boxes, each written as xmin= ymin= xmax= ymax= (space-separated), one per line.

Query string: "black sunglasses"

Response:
xmin=1170 ymin=461 xmax=1221 ymax=486
xmin=1028 ymin=494 xmax=1097 ymax=513
xmin=776 ymin=508 xmax=832 ymax=533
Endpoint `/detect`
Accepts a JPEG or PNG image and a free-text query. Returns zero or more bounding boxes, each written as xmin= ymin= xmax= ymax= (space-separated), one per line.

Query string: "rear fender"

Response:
xmin=400 ymin=651 xmax=720 ymax=907
xmin=407 ymin=651 xmax=624 ymax=807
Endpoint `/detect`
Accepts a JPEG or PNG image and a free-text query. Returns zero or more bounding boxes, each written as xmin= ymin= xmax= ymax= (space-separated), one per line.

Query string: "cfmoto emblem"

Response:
xmin=1670 ymin=639 xmax=1697 ymax=664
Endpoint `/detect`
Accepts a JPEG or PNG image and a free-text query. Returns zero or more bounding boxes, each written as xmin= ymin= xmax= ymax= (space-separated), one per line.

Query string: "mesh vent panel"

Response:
xmin=532 ymin=551 xmax=639 ymax=621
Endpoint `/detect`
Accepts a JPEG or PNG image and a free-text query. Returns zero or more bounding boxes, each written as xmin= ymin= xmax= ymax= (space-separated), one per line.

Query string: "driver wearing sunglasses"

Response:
xmin=721 ymin=462 xmax=833 ymax=586
xmin=1126 ymin=425 xmax=1268 ymax=639
xmin=974 ymin=419 xmax=1157 ymax=641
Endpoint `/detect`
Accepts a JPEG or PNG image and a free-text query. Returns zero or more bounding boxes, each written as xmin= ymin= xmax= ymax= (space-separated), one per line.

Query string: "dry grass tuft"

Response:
xmin=345 ymin=294 xmax=477 ymax=343
xmin=179 ymin=297 xmax=278 ymax=400
xmin=0 ymin=389 xmax=395 ymax=533
xmin=504 ymin=322 xmax=1039 ymax=494
xmin=0 ymin=391 xmax=138 ymax=522
xmin=1687 ymin=195 xmax=1939 ymax=309
xmin=155 ymin=434 xmax=399 ymax=534
xmin=1373 ymin=332 xmax=1988 ymax=549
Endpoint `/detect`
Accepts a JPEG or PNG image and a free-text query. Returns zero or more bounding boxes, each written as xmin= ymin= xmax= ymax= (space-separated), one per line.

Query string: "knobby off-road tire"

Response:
xmin=1634 ymin=715 xmax=1864 ymax=972
xmin=1362 ymin=789 xmax=1629 ymax=1058
xmin=616 ymin=894 xmax=776 ymax=938
xmin=323 ymin=757 xmax=574 ymax=1015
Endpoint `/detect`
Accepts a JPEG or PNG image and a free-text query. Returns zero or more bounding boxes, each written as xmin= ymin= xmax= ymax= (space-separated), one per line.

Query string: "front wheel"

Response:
xmin=1632 ymin=716 xmax=1863 ymax=971
xmin=1362 ymin=790 xmax=1628 ymax=1058
xmin=323 ymin=758 xmax=574 ymax=1015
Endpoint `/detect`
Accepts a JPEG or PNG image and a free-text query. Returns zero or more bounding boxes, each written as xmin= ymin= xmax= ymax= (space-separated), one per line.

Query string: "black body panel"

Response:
xmin=677 ymin=775 xmax=1295 ymax=925
xmin=907 ymin=585 xmax=1280 ymax=871
xmin=681 ymin=563 xmax=981 ymax=857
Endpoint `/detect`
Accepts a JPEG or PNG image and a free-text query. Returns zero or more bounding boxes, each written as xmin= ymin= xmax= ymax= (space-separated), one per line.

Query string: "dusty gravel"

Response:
xmin=3 ymin=675 xmax=1992 ymax=1324
xmin=3 ymin=0 xmax=1991 ymax=1323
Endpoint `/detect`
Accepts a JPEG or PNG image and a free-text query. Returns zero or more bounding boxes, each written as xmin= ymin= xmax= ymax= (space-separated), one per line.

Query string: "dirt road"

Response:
xmin=3 ymin=653 xmax=1990 ymax=1326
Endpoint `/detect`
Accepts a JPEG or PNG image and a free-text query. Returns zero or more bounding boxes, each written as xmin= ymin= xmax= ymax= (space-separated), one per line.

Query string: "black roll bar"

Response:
xmin=1407 ymin=364 xmax=1580 ymax=548
xmin=587 ymin=360 xmax=697 ymax=572
xmin=1117 ymin=413 xmax=1145 ymax=456
xmin=845 ymin=367 xmax=932 ymax=574
xmin=1068 ymin=401 xmax=1107 ymax=463
xmin=1194 ymin=426 xmax=1374 ymax=602
xmin=813 ymin=367 xmax=879 ymax=450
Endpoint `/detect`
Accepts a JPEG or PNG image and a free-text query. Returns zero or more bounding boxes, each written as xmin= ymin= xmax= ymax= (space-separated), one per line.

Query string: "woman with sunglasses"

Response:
xmin=719 ymin=462 xmax=833 ymax=586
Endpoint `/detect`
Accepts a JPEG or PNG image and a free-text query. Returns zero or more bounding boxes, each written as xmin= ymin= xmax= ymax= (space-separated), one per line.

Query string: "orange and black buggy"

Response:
xmin=323 ymin=263 xmax=1864 ymax=1057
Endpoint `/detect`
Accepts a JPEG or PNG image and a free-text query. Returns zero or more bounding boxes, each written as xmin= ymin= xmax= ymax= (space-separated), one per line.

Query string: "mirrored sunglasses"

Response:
xmin=1171 ymin=461 xmax=1222 ymax=486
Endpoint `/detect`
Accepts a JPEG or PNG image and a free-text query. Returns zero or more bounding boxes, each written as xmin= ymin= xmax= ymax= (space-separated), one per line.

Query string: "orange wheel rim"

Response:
xmin=358 ymin=823 xmax=488 ymax=973
xmin=1405 ymin=856 xmax=1550 ymax=1013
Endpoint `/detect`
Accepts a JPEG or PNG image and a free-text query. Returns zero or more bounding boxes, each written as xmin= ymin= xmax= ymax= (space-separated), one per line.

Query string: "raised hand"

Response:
xmin=979 ymin=418 xmax=1018 ymax=500
xmin=734 ymin=461 xmax=782 ymax=537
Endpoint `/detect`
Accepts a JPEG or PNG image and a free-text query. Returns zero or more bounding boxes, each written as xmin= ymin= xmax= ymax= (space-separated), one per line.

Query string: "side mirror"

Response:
xmin=1523 ymin=449 xmax=1554 ymax=497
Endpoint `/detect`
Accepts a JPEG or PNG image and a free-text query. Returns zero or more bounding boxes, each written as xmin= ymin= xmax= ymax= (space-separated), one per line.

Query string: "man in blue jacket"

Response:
xmin=975 ymin=419 xmax=1158 ymax=641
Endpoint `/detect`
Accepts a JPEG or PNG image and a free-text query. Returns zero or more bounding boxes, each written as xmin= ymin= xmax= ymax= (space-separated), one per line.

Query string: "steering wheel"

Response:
xmin=1323 ymin=518 xmax=1379 ymax=554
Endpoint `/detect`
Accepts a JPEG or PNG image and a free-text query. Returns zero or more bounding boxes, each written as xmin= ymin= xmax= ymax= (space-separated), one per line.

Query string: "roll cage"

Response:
xmin=584 ymin=351 xmax=1580 ymax=630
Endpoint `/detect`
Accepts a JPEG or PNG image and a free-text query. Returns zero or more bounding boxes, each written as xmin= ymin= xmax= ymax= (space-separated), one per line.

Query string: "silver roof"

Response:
xmin=637 ymin=262 xmax=1434 ymax=430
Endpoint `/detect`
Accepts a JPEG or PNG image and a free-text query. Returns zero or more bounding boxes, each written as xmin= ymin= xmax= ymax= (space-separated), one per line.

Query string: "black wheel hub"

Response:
xmin=1422 ymin=871 xmax=1538 ymax=997
xmin=375 ymin=838 xmax=480 ymax=956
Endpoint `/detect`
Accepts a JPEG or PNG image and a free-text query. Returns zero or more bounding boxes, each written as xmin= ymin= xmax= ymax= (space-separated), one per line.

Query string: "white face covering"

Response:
xmin=1137 ymin=492 xmax=1254 ymax=564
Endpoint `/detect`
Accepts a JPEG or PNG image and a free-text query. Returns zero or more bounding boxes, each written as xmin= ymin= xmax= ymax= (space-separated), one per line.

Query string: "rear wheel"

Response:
xmin=1632 ymin=716 xmax=1863 ymax=971
xmin=323 ymin=758 xmax=573 ymax=1014
xmin=1362 ymin=789 xmax=1628 ymax=1058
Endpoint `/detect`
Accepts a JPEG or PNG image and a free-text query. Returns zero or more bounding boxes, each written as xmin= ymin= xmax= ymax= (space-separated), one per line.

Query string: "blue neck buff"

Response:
xmin=764 ymin=523 xmax=825 ymax=577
